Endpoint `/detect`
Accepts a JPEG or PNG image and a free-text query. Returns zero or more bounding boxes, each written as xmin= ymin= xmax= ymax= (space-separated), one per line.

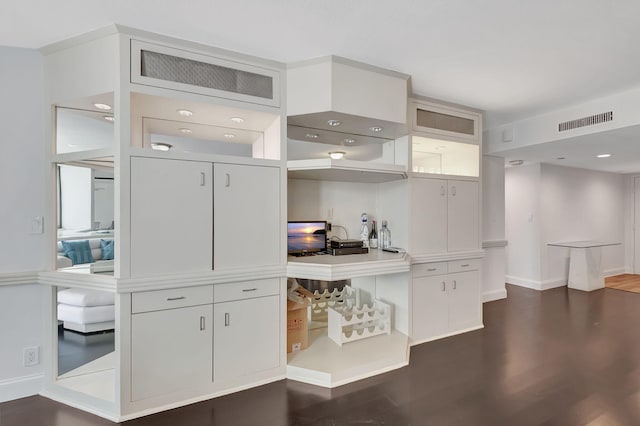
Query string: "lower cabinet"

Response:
xmin=214 ymin=295 xmax=280 ymax=382
xmin=130 ymin=280 xmax=281 ymax=401
xmin=412 ymin=259 xmax=482 ymax=342
xmin=130 ymin=286 xmax=214 ymax=401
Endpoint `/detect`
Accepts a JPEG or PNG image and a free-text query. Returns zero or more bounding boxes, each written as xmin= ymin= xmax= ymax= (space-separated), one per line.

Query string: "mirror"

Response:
xmin=56 ymin=107 xmax=114 ymax=154
xmin=55 ymin=286 xmax=115 ymax=401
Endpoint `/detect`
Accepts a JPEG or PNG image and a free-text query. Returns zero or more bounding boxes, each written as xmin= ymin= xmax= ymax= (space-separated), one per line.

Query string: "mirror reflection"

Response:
xmin=56 ymin=107 xmax=114 ymax=154
xmin=56 ymin=163 xmax=114 ymax=273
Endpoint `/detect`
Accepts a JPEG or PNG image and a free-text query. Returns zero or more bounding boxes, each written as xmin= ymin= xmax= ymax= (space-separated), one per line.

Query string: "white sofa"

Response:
xmin=56 ymin=238 xmax=114 ymax=271
xmin=57 ymin=288 xmax=115 ymax=333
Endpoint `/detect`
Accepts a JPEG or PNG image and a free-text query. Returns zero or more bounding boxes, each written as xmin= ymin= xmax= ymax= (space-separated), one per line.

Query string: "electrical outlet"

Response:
xmin=23 ymin=346 xmax=39 ymax=367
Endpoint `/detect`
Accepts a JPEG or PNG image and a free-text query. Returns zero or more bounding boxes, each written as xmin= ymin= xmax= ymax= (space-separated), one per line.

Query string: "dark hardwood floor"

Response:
xmin=3 ymin=284 xmax=640 ymax=425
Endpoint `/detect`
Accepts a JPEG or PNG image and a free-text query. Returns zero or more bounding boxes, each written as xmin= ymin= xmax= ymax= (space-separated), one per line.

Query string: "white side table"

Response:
xmin=548 ymin=241 xmax=621 ymax=292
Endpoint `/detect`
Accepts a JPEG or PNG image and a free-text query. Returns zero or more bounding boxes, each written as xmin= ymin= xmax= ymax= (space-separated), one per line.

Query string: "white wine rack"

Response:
xmin=328 ymin=300 xmax=392 ymax=346
xmin=308 ymin=286 xmax=359 ymax=322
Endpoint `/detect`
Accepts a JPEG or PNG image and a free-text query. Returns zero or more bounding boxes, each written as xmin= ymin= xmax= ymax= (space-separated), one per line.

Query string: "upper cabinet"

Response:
xmin=409 ymin=100 xmax=482 ymax=178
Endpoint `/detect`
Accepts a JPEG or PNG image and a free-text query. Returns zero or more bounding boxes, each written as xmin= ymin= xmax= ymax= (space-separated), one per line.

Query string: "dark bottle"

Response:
xmin=369 ymin=220 xmax=378 ymax=249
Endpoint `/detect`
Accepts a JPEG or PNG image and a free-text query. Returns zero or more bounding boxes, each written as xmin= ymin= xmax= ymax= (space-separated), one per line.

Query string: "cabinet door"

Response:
xmin=447 ymin=180 xmax=479 ymax=251
xmin=131 ymin=157 xmax=213 ymax=277
xmin=447 ymin=271 xmax=481 ymax=332
xmin=410 ymin=178 xmax=447 ymax=254
xmin=412 ymin=275 xmax=449 ymax=341
xmin=213 ymin=164 xmax=280 ymax=269
xmin=214 ymin=295 xmax=280 ymax=382
xmin=131 ymin=304 xmax=213 ymax=401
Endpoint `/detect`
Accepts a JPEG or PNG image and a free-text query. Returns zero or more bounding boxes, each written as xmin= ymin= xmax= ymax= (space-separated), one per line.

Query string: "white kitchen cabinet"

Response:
xmin=213 ymin=288 xmax=280 ymax=382
xmin=411 ymin=261 xmax=481 ymax=343
xmin=410 ymin=177 xmax=479 ymax=254
xmin=447 ymin=180 xmax=479 ymax=252
xmin=131 ymin=302 xmax=213 ymax=401
xmin=130 ymin=157 xmax=213 ymax=277
xmin=213 ymin=163 xmax=280 ymax=269
xmin=410 ymin=178 xmax=448 ymax=253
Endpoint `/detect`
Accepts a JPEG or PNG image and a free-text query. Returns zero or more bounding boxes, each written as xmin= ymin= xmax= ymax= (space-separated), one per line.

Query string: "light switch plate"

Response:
xmin=29 ymin=216 xmax=44 ymax=234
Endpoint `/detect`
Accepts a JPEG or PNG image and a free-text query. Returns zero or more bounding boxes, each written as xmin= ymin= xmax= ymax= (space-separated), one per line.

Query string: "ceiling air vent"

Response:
xmin=140 ymin=50 xmax=273 ymax=100
xmin=558 ymin=111 xmax=613 ymax=132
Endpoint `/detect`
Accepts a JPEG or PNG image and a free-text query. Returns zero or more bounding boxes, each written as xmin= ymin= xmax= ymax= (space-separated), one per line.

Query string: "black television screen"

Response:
xmin=287 ymin=221 xmax=327 ymax=255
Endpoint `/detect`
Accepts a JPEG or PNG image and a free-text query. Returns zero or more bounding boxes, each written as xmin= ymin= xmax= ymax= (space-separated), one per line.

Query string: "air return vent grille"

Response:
xmin=558 ymin=111 xmax=613 ymax=132
xmin=140 ymin=50 xmax=273 ymax=100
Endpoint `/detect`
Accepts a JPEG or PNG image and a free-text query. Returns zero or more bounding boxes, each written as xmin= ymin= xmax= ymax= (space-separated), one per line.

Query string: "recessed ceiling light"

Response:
xmin=151 ymin=142 xmax=172 ymax=151
xmin=344 ymin=138 xmax=356 ymax=144
xmin=103 ymin=116 xmax=114 ymax=122
xmin=369 ymin=126 xmax=383 ymax=132
xmin=597 ymin=154 xmax=611 ymax=158
xmin=306 ymin=133 xmax=319 ymax=139
xmin=509 ymin=160 xmax=524 ymax=166
xmin=230 ymin=117 xmax=245 ymax=124
xmin=179 ymin=128 xmax=193 ymax=134
xmin=223 ymin=133 xmax=235 ymax=139
xmin=93 ymin=103 xmax=111 ymax=110
xmin=327 ymin=119 xmax=341 ymax=127
xmin=177 ymin=109 xmax=193 ymax=117
xmin=329 ymin=151 xmax=345 ymax=160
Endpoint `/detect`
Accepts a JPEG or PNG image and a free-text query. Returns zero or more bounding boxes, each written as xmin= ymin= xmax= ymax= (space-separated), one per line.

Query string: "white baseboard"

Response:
xmin=0 ymin=374 xmax=43 ymax=402
xmin=604 ymin=268 xmax=626 ymax=277
xmin=483 ymin=288 xmax=507 ymax=302
xmin=506 ymin=275 xmax=566 ymax=291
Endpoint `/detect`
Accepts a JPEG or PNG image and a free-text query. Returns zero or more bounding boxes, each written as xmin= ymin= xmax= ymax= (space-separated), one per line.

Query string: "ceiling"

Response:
xmin=3 ymin=0 xmax=640 ymax=171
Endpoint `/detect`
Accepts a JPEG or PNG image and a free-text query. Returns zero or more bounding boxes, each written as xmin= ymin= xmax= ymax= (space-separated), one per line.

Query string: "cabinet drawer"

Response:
xmin=214 ymin=278 xmax=279 ymax=303
xmin=448 ymin=258 xmax=482 ymax=273
xmin=132 ymin=285 xmax=213 ymax=314
xmin=412 ymin=262 xmax=448 ymax=278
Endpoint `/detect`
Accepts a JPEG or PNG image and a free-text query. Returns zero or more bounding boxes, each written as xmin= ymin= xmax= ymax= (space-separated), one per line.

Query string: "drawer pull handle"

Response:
xmin=166 ymin=296 xmax=185 ymax=301
xmin=200 ymin=316 xmax=205 ymax=331
xmin=242 ymin=288 xmax=258 ymax=292
xmin=225 ymin=173 xmax=231 ymax=187
xmin=460 ymin=264 xmax=470 ymax=267
xmin=224 ymin=313 xmax=230 ymax=327
xmin=453 ymin=280 xmax=457 ymax=290
xmin=200 ymin=172 xmax=206 ymax=186
xmin=427 ymin=268 xmax=437 ymax=272
xmin=442 ymin=281 xmax=446 ymax=292
xmin=452 ymin=186 xmax=457 ymax=196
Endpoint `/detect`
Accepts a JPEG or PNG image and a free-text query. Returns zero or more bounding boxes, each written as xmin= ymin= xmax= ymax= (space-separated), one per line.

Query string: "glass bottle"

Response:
xmin=360 ymin=213 xmax=369 ymax=248
xmin=369 ymin=220 xmax=378 ymax=249
xmin=380 ymin=220 xmax=391 ymax=249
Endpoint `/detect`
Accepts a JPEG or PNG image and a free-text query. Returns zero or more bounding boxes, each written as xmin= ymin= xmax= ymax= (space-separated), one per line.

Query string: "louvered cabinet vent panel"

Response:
xmin=140 ymin=50 xmax=273 ymax=100
xmin=416 ymin=108 xmax=475 ymax=135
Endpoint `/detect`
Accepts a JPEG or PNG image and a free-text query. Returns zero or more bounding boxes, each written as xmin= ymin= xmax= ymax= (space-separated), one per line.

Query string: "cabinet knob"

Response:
xmin=242 ymin=288 xmax=258 ymax=292
xmin=442 ymin=281 xmax=446 ymax=292
xmin=224 ymin=312 xmax=230 ymax=327
xmin=225 ymin=173 xmax=231 ymax=187
xmin=427 ymin=268 xmax=437 ymax=272
xmin=200 ymin=172 xmax=206 ymax=186
xmin=166 ymin=296 xmax=185 ymax=301
xmin=200 ymin=316 xmax=205 ymax=331
xmin=453 ymin=280 xmax=457 ymax=290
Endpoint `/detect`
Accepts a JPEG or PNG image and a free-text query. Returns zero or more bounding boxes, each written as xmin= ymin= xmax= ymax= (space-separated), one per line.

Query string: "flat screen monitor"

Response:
xmin=287 ymin=221 xmax=327 ymax=255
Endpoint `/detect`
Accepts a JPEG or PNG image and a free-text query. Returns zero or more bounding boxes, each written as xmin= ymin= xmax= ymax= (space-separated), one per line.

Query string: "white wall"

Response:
xmin=505 ymin=163 xmax=542 ymax=286
xmin=505 ymin=162 xmax=625 ymax=290
xmin=482 ymin=155 xmax=506 ymax=302
xmin=0 ymin=47 xmax=45 ymax=401
xmin=540 ymin=164 xmax=625 ymax=283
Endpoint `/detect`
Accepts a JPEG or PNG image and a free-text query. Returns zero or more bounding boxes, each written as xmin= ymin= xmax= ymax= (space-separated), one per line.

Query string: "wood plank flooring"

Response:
xmin=3 ymin=284 xmax=640 ymax=425
xmin=605 ymin=273 xmax=640 ymax=293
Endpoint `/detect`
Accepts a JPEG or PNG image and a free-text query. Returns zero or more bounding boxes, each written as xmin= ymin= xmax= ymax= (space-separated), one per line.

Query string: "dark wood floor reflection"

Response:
xmin=3 ymin=284 xmax=640 ymax=425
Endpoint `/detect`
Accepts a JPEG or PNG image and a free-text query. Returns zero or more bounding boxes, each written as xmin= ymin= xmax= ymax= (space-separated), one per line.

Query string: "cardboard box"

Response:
xmin=287 ymin=286 xmax=313 ymax=353
xmin=287 ymin=299 xmax=308 ymax=353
